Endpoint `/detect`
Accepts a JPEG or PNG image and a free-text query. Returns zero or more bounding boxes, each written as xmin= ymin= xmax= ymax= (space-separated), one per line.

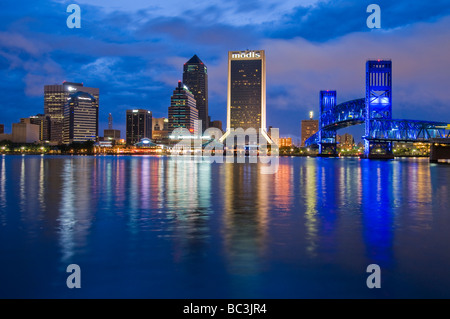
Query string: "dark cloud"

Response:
xmin=268 ymin=0 xmax=450 ymax=41
xmin=0 ymin=0 xmax=449 ymax=139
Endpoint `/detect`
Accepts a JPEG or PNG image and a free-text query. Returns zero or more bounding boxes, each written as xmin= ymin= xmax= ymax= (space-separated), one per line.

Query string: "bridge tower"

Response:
xmin=319 ymin=90 xmax=337 ymax=154
xmin=364 ymin=60 xmax=393 ymax=158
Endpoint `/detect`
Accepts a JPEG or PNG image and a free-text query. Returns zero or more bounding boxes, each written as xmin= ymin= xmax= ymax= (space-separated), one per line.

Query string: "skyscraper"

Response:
xmin=44 ymin=81 xmax=99 ymax=143
xmin=183 ymin=55 xmax=208 ymax=131
xmin=227 ymin=50 xmax=266 ymax=132
xmin=0 ymin=124 xmax=4 ymax=134
xmin=63 ymin=91 xmax=99 ymax=144
xmin=168 ymin=81 xmax=198 ymax=134
xmin=126 ymin=109 xmax=152 ymax=145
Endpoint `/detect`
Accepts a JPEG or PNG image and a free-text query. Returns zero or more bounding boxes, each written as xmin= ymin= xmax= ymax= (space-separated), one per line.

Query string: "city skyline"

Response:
xmin=1 ymin=1 xmax=450 ymax=144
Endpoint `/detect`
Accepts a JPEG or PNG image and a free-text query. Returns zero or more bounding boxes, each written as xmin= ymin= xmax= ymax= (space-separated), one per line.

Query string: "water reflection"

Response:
xmin=223 ymin=163 xmax=268 ymax=276
xmin=1 ymin=155 xmax=449 ymax=298
xmin=58 ymin=157 xmax=94 ymax=262
xmin=0 ymin=156 xmax=5 ymax=224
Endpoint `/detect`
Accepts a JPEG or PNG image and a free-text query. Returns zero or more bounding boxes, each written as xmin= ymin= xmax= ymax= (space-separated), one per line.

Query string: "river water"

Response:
xmin=0 ymin=155 xmax=449 ymax=298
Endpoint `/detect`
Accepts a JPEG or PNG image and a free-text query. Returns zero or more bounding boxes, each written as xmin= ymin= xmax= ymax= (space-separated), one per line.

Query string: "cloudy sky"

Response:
xmin=1 ymin=0 xmax=450 ymax=143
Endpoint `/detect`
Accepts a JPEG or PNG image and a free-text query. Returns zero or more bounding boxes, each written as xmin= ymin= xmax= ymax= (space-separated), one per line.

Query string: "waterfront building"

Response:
xmin=21 ymin=115 xmax=51 ymax=141
xmin=168 ymin=81 xmax=198 ymax=134
xmin=62 ymin=91 xmax=99 ymax=144
xmin=152 ymin=117 xmax=169 ymax=142
xmin=224 ymin=50 xmax=269 ymax=142
xmin=126 ymin=109 xmax=152 ymax=145
xmin=104 ymin=113 xmax=121 ymax=141
xmin=183 ymin=55 xmax=208 ymax=131
xmin=279 ymin=137 xmax=293 ymax=147
xmin=11 ymin=122 xmax=40 ymax=143
xmin=337 ymin=133 xmax=355 ymax=149
xmin=44 ymin=81 xmax=99 ymax=143
xmin=301 ymin=112 xmax=319 ymax=147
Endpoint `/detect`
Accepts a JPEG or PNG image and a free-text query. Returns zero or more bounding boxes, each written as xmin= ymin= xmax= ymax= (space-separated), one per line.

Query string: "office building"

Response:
xmin=10 ymin=122 xmax=40 ymax=143
xmin=301 ymin=112 xmax=319 ymax=147
xmin=62 ymin=91 xmax=99 ymax=144
xmin=126 ymin=109 xmax=152 ymax=145
xmin=168 ymin=81 xmax=198 ymax=134
xmin=279 ymin=137 xmax=293 ymax=148
xmin=44 ymin=81 xmax=99 ymax=143
xmin=226 ymin=50 xmax=268 ymax=137
xmin=21 ymin=115 xmax=50 ymax=141
xmin=183 ymin=55 xmax=208 ymax=131
xmin=0 ymin=124 xmax=3 ymax=134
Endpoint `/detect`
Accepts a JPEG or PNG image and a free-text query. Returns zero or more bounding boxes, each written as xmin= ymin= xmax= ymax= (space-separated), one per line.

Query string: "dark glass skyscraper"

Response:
xmin=63 ymin=91 xmax=99 ymax=144
xmin=126 ymin=109 xmax=152 ymax=145
xmin=227 ymin=50 xmax=266 ymax=132
xmin=183 ymin=55 xmax=208 ymax=131
xmin=44 ymin=82 xmax=99 ymax=144
xmin=168 ymin=81 xmax=198 ymax=134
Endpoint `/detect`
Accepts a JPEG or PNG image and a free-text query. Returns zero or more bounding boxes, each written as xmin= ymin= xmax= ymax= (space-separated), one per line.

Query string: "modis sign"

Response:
xmin=231 ymin=51 xmax=262 ymax=59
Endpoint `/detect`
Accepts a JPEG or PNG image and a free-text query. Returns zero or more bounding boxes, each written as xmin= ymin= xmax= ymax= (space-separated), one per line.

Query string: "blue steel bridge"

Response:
xmin=304 ymin=60 xmax=450 ymax=158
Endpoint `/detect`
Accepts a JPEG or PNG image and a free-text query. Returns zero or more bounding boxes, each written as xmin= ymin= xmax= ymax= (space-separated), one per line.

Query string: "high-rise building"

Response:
xmin=0 ymin=124 xmax=4 ymax=134
xmin=126 ymin=109 xmax=152 ymax=145
xmin=62 ymin=91 xmax=98 ymax=144
xmin=183 ymin=55 xmax=208 ymax=131
xmin=44 ymin=81 xmax=99 ymax=143
xmin=21 ymin=115 xmax=51 ymax=141
xmin=168 ymin=81 xmax=198 ymax=134
xmin=301 ymin=112 xmax=319 ymax=147
xmin=226 ymin=50 xmax=267 ymax=136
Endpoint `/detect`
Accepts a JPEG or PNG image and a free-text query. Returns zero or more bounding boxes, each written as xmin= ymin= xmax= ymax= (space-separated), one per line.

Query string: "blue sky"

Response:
xmin=1 ymin=0 xmax=450 ymax=143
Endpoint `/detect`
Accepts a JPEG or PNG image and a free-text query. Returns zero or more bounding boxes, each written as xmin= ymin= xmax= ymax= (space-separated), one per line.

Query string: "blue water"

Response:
xmin=0 ymin=155 xmax=449 ymax=298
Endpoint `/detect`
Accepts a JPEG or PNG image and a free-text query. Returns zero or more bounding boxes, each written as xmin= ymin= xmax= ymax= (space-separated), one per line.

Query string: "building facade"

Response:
xmin=126 ymin=109 xmax=152 ymax=145
xmin=337 ymin=133 xmax=355 ymax=149
xmin=183 ymin=55 xmax=208 ymax=131
xmin=44 ymin=81 xmax=99 ymax=144
xmin=168 ymin=81 xmax=198 ymax=134
xmin=104 ymin=129 xmax=121 ymax=141
xmin=12 ymin=122 xmax=40 ymax=144
xmin=227 ymin=50 xmax=266 ymax=133
xmin=152 ymin=117 xmax=169 ymax=142
xmin=63 ymin=91 xmax=99 ymax=144
xmin=21 ymin=115 xmax=50 ymax=141
xmin=279 ymin=137 xmax=293 ymax=148
xmin=301 ymin=119 xmax=319 ymax=147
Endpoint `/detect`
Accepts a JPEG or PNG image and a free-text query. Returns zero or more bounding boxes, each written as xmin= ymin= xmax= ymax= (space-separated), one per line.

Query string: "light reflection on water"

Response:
xmin=0 ymin=155 xmax=449 ymax=298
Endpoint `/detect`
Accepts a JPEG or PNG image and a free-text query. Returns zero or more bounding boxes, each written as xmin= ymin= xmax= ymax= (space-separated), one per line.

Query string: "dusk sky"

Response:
xmin=1 ymin=0 xmax=450 ymax=143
